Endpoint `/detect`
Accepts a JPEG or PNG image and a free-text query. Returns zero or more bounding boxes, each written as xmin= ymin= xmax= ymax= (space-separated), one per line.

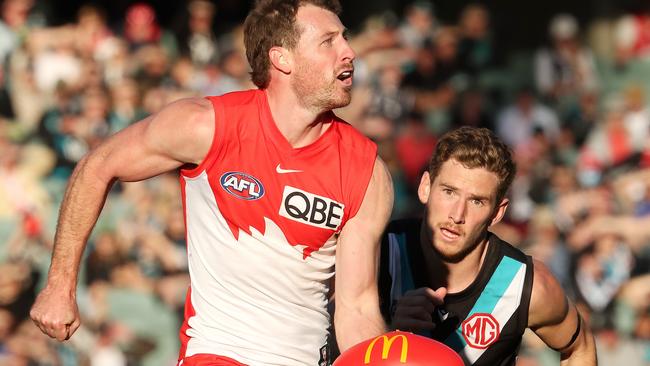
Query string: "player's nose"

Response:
xmin=340 ymin=39 xmax=356 ymax=63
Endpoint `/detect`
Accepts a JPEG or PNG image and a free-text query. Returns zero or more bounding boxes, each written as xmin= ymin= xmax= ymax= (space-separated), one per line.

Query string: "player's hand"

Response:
xmin=392 ymin=287 xmax=446 ymax=332
xmin=30 ymin=285 xmax=80 ymax=341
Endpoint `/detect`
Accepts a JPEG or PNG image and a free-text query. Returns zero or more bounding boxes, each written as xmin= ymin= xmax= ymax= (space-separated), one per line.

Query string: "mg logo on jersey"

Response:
xmin=364 ymin=334 xmax=408 ymax=364
xmin=279 ymin=186 xmax=345 ymax=230
xmin=462 ymin=313 xmax=500 ymax=349
xmin=220 ymin=172 xmax=265 ymax=200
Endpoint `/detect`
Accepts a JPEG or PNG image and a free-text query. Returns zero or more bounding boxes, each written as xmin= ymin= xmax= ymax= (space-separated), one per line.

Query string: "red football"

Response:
xmin=334 ymin=331 xmax=464 ymax=365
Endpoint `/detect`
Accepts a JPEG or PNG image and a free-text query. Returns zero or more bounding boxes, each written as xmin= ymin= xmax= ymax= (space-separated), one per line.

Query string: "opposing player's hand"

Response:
xmin=30 ymin=285 xmax=80 ymax=341
xmin=392 ymin=287 xmax=446 ymax=332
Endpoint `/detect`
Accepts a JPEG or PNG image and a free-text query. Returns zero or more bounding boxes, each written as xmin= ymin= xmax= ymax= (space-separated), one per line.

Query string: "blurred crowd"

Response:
xmin=0 ymin=0 xmax=649 ymax=365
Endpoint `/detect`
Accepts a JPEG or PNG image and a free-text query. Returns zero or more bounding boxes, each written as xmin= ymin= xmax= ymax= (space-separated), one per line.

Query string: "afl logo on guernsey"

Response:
xmin=220 ymin=172 xmax=265 ymax=200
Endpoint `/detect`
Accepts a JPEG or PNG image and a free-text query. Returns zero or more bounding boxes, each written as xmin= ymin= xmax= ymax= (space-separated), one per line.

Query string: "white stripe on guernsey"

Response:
xmin=460 ymin=264 xmax=526 ymax=364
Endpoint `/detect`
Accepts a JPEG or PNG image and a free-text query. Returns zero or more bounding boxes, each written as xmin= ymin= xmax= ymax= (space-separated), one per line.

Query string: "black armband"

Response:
xmin=551 ymin=312 xmax=582 ymax=352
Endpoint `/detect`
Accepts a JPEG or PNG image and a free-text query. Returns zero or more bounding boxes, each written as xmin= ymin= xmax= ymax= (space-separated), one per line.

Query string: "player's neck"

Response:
xmin=264 ymin=86 xmax=331 ymax=148
xmin=425 ymin=236 xmax=491 ymax=294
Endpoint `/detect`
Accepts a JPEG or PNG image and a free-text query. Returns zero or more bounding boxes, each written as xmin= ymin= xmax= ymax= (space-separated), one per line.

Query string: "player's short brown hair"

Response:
xmin=428 ymin=127 xmax=516 ymax=203
xmin=243 ymin=0 xmax=342 ymax=89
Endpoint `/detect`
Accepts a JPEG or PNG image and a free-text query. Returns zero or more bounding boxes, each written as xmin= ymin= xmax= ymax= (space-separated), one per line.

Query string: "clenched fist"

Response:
xmin=392 ymin=287 xmax=446 ymax=332
xmin=30 ymin=285 xmax=80 ymax=341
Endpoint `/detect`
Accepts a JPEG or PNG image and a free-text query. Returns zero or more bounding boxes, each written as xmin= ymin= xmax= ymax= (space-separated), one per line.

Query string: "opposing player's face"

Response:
xmin=418 ymin=159 xmax=508 ymax=262
xmin=291 ymin=4 xmax=355 ymax=111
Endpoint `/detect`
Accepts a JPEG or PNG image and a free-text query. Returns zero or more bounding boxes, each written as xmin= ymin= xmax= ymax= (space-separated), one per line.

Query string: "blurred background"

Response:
xmin=0 ymin=0 xmax=650 ymax=365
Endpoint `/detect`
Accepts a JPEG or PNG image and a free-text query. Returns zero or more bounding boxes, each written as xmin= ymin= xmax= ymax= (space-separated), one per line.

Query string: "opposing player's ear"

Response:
xmin=269 ymin=46 xmax=291 ymax=74
xmin=490 ymin=198 xmax=509 ymax=226
xmin=418 ymin=171 xmax=432 ymax=204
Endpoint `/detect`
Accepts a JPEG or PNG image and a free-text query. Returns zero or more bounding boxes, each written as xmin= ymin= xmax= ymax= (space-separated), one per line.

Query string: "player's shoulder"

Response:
xmin=156 ymin=97 xmax=215 ymax=135
xmin=163 ymin=96 xmax=213 ymax=120
xmin=165 ymin=96 xmax=212 ymax=109
xmin=143 ymin=97 xmax=215 ymax=164
xmin=531 ymin=259 xmax=561 ymax=297
xmin=330 ymin=112 xmax=375 ymax=144
xmin=209 ymin=88 xmax=261 ymax=108
xmin=332 ymin=113 xmax=379 ymax=179
xmin=529 ymin=258 xmax=568 ymax=327
xmin=489 ymin=232 xmax=531 ymax=264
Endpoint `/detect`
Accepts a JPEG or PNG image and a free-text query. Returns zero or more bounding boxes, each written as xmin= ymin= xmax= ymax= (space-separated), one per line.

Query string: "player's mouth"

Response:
xmin=337 ymin=69 xmax=354 ymax=86
xmin=439 ymin=226 xmax=462 ymax=241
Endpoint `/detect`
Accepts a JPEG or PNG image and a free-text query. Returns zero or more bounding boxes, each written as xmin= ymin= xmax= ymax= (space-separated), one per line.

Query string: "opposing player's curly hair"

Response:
xmin=244 ymin=0 xmax=342 ymax=89
xmin=428 ymin=127 xmax=517 ymax=203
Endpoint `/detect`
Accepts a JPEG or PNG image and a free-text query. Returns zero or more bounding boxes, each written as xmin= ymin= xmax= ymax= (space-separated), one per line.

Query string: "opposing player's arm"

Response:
xmin=31 ymin=97 xmax=214 ymax=341
xmin=334 ymin=157 xmax=393 ymax=351
xmin=528 ymin=259 xmax=597 ymax=365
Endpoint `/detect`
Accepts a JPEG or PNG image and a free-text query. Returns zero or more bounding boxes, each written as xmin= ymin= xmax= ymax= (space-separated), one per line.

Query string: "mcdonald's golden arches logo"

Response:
xmin=364 ymin=334 xmax=409 ymax=364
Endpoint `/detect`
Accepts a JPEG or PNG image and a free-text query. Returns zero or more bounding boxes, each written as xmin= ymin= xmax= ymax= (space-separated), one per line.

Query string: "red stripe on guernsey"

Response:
xmin=177 ymin=287 xmax=195 ymax=362
xmin=177 ymin=177 xmax=194 ymax=362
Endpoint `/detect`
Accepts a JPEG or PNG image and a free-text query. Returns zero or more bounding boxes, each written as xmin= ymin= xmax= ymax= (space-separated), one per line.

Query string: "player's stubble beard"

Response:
xmin=291 ymin=60 xmax=353 ymax=114
xmin=432 ymin=222 xmax=489 ymax=264
xmin=422 ymin=206 xmax=490 ymax=264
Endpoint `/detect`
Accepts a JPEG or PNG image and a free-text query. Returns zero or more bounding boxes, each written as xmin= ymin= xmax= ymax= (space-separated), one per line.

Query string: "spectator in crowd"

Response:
xmin=0 ymin=0 xmax=42 ymax=63
xmin=398 ymin=1 xmax=437 ymax=51
xmin=176 ymin=0 xmax=219 ymax=66
xmin=74 ymin=4 xmax=113 ymax=60
xmin=496 ymin=86 xmax=560 ymax=149
xmin=457 ymin=4 xmax=494 ymax=74
xmin=394 ymin=111 xmax=436 ymax=189
xmin=614 ymin=8 xmax=650 ymax=61
xmin=450 ymin=87 xmax=494 ymax=131
xmin=535 ymin=13 xmax=599 ymax=103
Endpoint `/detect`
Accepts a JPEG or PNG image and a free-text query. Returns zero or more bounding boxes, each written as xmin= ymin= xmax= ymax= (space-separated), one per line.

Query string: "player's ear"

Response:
xmin=269 ymin=46 xmax=292 ymax=74
xmin=490 ymin=198 xmax=509 ymax=226
xmin=418 ymin=171 xmax=432 ymax=204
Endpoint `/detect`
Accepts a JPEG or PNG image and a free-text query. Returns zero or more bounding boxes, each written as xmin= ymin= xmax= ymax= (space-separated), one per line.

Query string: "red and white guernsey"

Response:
xmin=177 ymin=89 xmax=377 ymax=365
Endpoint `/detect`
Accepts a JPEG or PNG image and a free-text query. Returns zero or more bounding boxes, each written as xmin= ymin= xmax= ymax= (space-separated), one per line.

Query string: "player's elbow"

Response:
xmin=333 ymin=300 xmax=357 ymax=331
xmin=335 ymin=294 xmax=385 ymax=335
xmin=333 ymin=306 xmax=355 ymax=351
xmin=560 ymin=327 xmax=597 ymax=365
xmin=75 ymin=149 xmax=115 ymax=186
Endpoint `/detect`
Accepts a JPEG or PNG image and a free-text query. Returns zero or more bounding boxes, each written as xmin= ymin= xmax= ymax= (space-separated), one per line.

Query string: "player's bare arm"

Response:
xmin=30 ymin=97 xmax=214 ymax=341
xmin=528 ymin=259 xmax=597 ymax=365
xmin=334 ymin=157 xmax=393 ymax=351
